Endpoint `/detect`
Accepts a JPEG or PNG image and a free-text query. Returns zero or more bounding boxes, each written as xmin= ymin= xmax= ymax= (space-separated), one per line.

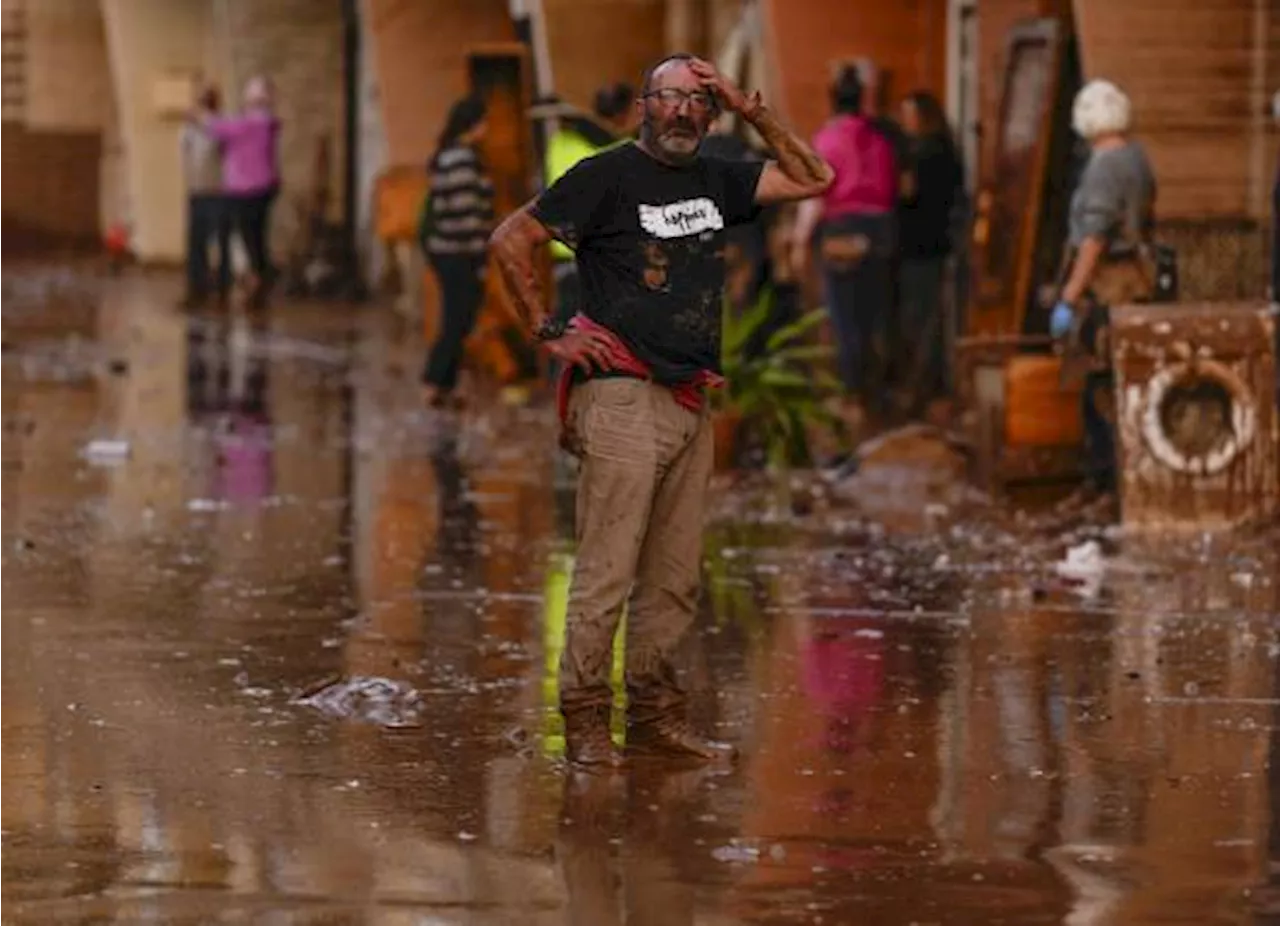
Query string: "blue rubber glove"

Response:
xmin=1049 ymin=300 xmax=1075 ymax=339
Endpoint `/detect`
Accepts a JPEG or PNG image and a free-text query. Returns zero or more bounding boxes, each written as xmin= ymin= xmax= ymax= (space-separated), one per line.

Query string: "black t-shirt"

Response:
xmin=529 ymin=143 xmax=764 ymax=382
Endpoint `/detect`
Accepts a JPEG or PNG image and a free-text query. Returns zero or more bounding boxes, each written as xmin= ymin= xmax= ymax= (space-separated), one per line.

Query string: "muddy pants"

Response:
xmin=560 ymin=377 xmax=712 ymax=720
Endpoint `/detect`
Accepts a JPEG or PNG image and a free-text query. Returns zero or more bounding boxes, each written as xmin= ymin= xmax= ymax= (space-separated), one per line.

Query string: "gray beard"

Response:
xmin=640 ymin=123 xmax=699 ymax=166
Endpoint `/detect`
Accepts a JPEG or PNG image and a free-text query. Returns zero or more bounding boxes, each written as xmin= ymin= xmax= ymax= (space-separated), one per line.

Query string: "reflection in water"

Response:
xmin=557 ymin=769 xmax=700 ymax=926
xmin=2 ymin=273 xmax=1278 ymax=925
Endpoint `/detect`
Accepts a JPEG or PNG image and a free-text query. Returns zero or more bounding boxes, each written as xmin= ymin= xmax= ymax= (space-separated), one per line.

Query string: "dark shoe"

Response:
xmin=563 ymin=705 xmax=624 ymax=771
xmin=626 ymin=715 xmax=736 ymax=763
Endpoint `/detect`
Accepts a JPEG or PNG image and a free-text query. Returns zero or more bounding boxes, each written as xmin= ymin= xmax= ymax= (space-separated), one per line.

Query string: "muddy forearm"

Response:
xmin=490 ymin=211 xmax=550 ymax=331
xmin=746 ymin=103 xmax=832 ymax=187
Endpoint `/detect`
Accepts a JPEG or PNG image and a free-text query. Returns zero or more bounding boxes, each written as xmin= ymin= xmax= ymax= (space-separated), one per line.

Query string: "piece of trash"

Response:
xmin=83 ymin=439 xmax=130 ymax=464
xmin=1054 ymin=540 xmax=1106 ymax=599
xmin=712 ymin=840 xmax=761 ymax=863
xmin=295 ymin=675 xmax=426 ymax=728
xmin=187 ymin=498 xmax=227 ymax=512
xmin=456 ymin=830 xmax=478 ymax=842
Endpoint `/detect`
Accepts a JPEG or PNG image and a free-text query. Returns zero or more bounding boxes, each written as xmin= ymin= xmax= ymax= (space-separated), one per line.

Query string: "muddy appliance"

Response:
xmin=956 ymin=18 xmax=1087 ymax=490
xmin=1110 ymin=302 xmax=1279 ymax=530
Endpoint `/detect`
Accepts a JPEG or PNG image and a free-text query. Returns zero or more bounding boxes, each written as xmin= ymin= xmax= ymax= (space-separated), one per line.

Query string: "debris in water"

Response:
xmin=187 ymin=498 xmax=228 ymax=512
xmin=83 ymin=439 xmax=131 ymax=465
xmin=295 ymin=675 xmax=426 ymax=728
xmin=712 ymin=840 xmax=761 ymax=863
xmin=1055 ymin=540 xmax=1106 ymax=598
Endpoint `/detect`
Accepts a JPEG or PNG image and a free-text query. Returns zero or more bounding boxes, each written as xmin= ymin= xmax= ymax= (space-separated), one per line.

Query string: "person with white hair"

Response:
xmin=1049 ymin=78 xmax=1157 ymax=496
xmin=204 ymin=75 xmax=282 ymax=309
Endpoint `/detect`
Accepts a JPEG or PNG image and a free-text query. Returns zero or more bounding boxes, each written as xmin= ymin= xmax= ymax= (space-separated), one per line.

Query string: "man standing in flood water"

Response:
xmin=490 ymin=54 xmax=833 ymax=769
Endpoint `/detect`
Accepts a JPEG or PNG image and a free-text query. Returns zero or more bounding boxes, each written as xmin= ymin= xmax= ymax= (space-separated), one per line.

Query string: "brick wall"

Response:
xmin=1 ymin=123 xmax=100 ymax=251
xmin=24 ymin=0 xmax=112 ymax=132
xmin=19 ymin=0 xmax=115 ymax=242
xmin=219 ymin=0 xmax=347 ymax=258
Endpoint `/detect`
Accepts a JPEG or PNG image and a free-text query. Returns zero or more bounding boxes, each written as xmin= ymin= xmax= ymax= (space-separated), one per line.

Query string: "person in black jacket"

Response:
xmin=896 ymin=91 xmax=964 ymax=418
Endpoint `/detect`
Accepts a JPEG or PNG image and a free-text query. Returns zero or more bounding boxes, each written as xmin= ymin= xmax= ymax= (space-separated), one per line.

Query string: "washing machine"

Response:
xmin=1111 ymin=302 xmax=1279 ymax=530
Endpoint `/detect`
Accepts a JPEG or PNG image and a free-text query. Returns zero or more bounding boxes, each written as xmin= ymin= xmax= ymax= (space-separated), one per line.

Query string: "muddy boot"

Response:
xmin=626 ymin=689 xmax=735 ymax=763
xmin=562 ymin=704 xmax=624 ymax=771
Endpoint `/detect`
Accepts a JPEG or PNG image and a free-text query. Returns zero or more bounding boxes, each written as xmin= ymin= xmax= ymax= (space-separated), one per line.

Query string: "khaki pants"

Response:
xmin=559 ymin=377 xmax=713 ymax=716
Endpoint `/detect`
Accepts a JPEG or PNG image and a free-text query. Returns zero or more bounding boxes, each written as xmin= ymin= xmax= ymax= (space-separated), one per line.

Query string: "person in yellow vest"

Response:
xmin=531 ymin=85 xmax=640 ymax=326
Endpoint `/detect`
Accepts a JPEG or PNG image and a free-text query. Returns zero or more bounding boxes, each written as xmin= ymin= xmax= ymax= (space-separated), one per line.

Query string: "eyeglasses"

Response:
xmin=644 ymin=88 xmax=715 ymax=111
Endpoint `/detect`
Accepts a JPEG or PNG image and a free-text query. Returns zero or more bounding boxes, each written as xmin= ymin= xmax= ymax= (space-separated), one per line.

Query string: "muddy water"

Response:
xmin=3 ymin=271 xmax=1278 ymax=925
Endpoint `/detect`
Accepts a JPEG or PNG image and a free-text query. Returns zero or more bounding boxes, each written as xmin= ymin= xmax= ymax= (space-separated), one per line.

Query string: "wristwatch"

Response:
xmin=532 ymin=318 xmax=567 ymax=342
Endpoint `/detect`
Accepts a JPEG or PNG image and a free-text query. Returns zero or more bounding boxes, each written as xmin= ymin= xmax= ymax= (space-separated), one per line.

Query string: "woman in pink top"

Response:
xmin=792 ymin=65 xmax=897 ymax=422
xmin=206 ymin=76 xmax=281 ymax=306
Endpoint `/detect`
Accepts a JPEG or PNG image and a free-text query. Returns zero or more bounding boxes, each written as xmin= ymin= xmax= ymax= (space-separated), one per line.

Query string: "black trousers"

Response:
xmin=422 ymin=254 xmax=487 ymax=390
xmin=819 ymin=214 xmax=896 ymax=413
xmin=228 ymin=187 xmax=277 ymax=282
xmin=186 ymin=193 xmax=231 ymax=301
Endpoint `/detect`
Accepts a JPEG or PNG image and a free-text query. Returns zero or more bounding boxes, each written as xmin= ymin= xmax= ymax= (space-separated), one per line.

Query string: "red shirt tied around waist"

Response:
xmin=554 ymin=314 xmax=724 ymax=447
xmin=812 ymin=114 xmax=896 ymax=217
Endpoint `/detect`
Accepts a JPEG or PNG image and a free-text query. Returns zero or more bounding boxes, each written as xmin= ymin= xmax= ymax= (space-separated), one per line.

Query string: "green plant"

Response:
xmin=718 ymin=287 xmax=847 ymax=469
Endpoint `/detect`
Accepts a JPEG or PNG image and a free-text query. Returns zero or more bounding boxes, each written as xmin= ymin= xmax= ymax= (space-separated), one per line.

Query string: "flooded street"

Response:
xmin=4 ymin=270 xmax=1279 ymax=925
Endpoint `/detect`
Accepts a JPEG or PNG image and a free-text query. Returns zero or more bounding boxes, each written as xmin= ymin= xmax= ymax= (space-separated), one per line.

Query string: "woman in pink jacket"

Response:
xmin=206 ymin=76 xmax=281 ymax=306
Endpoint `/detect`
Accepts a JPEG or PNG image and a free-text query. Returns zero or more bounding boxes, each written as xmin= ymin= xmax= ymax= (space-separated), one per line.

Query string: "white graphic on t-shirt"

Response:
xmin=638 ymin=199 xmax=725 ymax=239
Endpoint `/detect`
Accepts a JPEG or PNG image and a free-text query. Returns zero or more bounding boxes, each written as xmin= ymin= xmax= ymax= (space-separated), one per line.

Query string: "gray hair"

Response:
xmin=1072 ymin=79 xmax=1132 ymax=140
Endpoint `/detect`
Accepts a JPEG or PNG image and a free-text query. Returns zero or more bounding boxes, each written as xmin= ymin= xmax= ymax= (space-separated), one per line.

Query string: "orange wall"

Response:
xmin=543 ymin=0 xmax=665 ymax=110
xmin=761 ymin=0 xmax=948 ymax=141
xmin=366 ymin=0 xmax=514 ymax=169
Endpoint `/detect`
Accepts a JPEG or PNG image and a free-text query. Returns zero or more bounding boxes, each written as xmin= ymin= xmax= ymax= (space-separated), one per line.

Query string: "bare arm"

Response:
xmin=745 ymin=103 xmax=835 ymax=203
xmin=1061 ymin=235 xmax=1105 ymax=304
xmin=488 ymin=204 xmax=552 ymax=333
xmin=489 ymin=204 xmax=618 ymax=370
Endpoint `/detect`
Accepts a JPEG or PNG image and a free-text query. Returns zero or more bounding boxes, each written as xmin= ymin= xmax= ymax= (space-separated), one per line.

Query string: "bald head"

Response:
xmin=637 ymin=53 xmax=717 ymax=165
xmin=642 ymin=53 xmax=699 ymax=94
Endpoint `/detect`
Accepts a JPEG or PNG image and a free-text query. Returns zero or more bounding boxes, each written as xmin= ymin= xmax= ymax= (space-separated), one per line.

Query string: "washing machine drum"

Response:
xmin=1141 ymin=359 xmax=1257 ymax=476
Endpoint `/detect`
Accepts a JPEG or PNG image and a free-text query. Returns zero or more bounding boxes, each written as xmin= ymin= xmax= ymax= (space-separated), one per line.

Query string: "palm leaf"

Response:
xmin=763 ymin=307 xmax=828 ymax=353
xmin=722 ymin=287 xmax=776 ymax=359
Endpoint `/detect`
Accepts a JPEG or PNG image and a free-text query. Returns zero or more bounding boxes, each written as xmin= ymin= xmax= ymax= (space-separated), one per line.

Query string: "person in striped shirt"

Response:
xmin=417 ymin=95 xmax=494 ymax=408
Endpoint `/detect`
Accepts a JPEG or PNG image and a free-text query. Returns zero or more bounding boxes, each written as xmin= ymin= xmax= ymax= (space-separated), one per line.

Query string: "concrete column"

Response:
xmin=355 ymin=0 xmax=389 ymax=287
xmin=100 ymin=0 xmax=217 ymax=261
